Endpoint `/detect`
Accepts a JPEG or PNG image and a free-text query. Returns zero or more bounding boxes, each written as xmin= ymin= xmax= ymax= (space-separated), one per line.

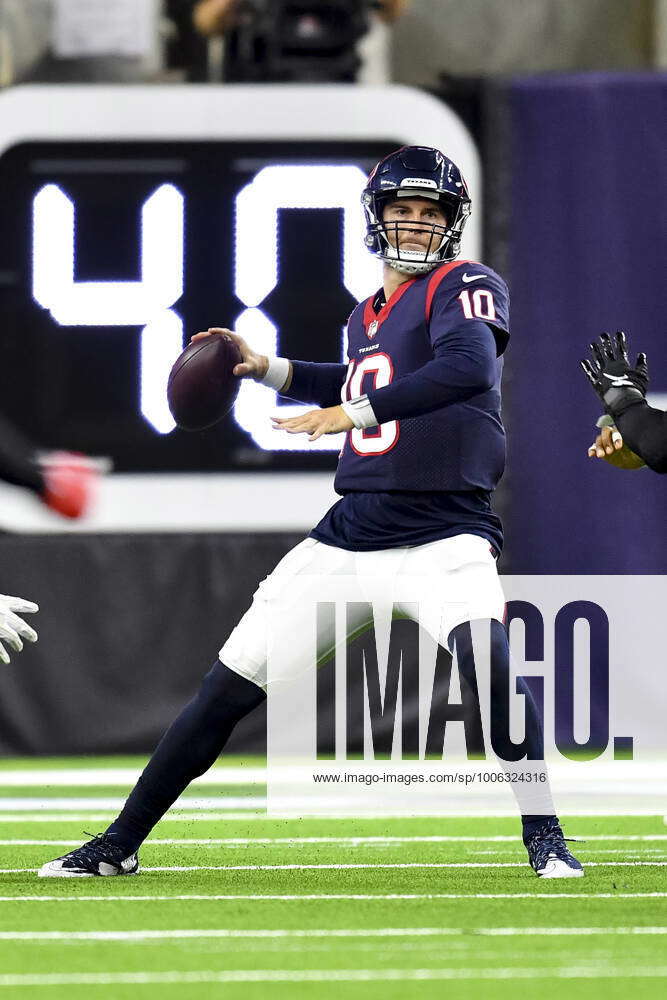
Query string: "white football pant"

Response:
xmin=220 ymin=533 xmax=506 ymax=690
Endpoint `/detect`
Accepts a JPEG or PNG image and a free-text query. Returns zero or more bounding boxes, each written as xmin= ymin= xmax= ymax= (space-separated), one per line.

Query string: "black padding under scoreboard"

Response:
xmin=0 ymin=532 xmax=306 ymax=756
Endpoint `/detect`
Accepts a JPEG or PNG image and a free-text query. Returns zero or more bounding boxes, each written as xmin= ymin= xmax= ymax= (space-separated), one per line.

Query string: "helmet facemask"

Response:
xmin=363 ymin=190 xmax=471 ymax=275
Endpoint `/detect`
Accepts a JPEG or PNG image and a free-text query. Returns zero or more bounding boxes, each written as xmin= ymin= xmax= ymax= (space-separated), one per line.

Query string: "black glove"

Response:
xmin=580 ymin=331 xmax=648 ymax=418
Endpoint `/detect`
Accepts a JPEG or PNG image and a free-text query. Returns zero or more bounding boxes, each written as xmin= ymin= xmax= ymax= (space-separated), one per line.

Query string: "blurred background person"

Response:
xmin=0 ymin=0 xmax=163 ymax=84
xmin=167 ymin=0 xmax=408 ymax=83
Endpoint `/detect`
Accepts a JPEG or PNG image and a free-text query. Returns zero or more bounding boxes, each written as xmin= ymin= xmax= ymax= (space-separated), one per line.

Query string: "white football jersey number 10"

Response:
xmin=344 ymin=353 xmax=398 ymax=456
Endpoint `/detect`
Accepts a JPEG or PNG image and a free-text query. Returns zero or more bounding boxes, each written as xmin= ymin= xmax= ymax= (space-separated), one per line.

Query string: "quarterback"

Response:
xmin=40 ymin=146 xmax=583 ymax=879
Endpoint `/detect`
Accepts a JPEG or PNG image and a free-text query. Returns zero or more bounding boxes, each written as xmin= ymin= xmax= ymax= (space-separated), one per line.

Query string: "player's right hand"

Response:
xmin=190 ymin=328 xmax=269 ymax=381
xmin=587 ymin=422 xmax=645 ymax=469
xmin=0 ymin=594 xmax=38 ymax=665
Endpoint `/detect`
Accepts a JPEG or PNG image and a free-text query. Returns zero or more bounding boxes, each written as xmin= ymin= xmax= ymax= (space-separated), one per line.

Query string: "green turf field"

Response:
xmin=0 ymin=756 xmax=665 ymax=999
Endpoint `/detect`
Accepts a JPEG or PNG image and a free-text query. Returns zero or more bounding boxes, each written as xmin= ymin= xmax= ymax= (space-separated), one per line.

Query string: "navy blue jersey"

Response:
xmin=283 ymin=260 xmax=510 ymax=552
xmin=310 ymin=488 xmax=504 ymax=554
xmin=336 ymin=260 xmax=509 ymax=493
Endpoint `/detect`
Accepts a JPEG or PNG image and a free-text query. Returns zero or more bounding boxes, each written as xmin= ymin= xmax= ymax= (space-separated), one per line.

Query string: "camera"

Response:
xmin=225 ymin=0 xmax=378 ymax=82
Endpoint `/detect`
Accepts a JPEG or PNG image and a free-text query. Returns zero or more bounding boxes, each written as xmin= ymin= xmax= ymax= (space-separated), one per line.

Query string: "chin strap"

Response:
xmin=385 ymin=257 xmax=440 ymax=276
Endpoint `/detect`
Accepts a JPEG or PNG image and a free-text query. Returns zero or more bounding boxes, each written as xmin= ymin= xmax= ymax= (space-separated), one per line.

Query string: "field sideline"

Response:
xmin=0 ymin=757 xmax=665 ymax=999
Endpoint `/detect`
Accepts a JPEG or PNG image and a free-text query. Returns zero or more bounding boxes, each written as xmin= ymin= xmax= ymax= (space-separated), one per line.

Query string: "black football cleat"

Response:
xmin=524 ymin=818 xmax=584 ymax=878
xmin=38 ymin=833 xmax=139 ymax=878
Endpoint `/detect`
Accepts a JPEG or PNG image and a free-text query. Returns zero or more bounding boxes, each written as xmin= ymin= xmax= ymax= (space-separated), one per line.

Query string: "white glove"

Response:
xmin=0 ymin=594 xmax=39 ymax=665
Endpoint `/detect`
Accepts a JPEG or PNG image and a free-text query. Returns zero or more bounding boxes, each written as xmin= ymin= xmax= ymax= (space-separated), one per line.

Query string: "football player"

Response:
xmin=582 ymin=332 xmax=667 ymax=474
xmin=40 ymin=146 xmax=582 ymax=880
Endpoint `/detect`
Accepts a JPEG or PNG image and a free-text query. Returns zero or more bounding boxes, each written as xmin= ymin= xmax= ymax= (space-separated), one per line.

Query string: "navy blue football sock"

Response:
xmin=521 ymin=814 xmax=560 ymax=842
xmin=448 ymin=620 xmax=557 ymax=834
xmin=105 ymin=661 xmax=265 ymax=853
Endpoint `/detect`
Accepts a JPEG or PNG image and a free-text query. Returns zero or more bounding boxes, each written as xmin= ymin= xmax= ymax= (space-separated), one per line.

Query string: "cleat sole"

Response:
xmin=38 ymin=863 xmax=139 ymax=878
xmin=537 ymin=860 xmax=585 ymax=878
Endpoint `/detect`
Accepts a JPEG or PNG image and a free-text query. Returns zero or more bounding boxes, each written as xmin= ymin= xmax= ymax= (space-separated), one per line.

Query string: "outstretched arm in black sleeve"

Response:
xmin=614 ymin=402 xmax=667 ymax=474
xmin=580 ymin=331 xmax=667 ymax=474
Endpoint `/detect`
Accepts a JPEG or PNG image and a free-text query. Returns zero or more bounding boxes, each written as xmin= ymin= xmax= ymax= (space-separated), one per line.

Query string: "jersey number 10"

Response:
xmin=457 ymin=288 xmax=497 ymax=321
xmin=344 ymin=353 xmax=399 ymax=456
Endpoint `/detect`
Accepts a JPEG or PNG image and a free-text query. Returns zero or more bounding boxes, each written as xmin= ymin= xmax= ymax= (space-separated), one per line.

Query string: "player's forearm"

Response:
xmin=615 ymin=401 xmax=667 ymax=474
xmin=277 ymin=360 xmax=348 ymax=409
xmin=0 ymin=415 xmax=44 ymax=493
xmin=366 ymin=322 xmax=497 ymax=425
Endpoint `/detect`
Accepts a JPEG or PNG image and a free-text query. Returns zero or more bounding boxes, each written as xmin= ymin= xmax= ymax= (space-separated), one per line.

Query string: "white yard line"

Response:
xmin=0 ymin=926 xmax=665 ymax=943
xmin=0 ymin=813 xmax=263 ymax=823
xmin=3 ymin=861 xmax=667 ymax=874
xmin=1 ymin=966 xmax=666 ymax=986
xmin=0 ymin=798 xmax=265 ymax=811
xmin=0 ymin=768 xmax=266 ymax=787
xmin=0 ymin=892 xmax=665 ymax=903
xmin=2 ymin=834 xmax=667 ymax=847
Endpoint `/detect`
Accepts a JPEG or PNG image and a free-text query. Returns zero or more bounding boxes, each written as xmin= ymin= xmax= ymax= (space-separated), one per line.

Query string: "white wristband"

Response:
xmin=260 ymin=356 xmax=291 ymax=392
xmin=342 ymin=394 xmax=378 ymax=430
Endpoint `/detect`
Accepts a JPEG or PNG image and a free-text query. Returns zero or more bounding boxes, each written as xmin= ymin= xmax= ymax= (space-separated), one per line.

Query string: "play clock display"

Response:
xmin=0 ymin=87 xmax=479 ymax=475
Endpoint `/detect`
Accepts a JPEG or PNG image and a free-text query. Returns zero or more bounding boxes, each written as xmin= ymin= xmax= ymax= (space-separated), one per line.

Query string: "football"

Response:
xmin=167 ymin=334 xmax=243 ymax=431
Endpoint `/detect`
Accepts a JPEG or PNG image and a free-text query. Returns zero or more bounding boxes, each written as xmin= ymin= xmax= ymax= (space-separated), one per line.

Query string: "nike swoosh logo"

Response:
xmin=602 ymin=374 xmax=635 ymax=387
xmin=462 ymin=273 xmax=485 ymax=282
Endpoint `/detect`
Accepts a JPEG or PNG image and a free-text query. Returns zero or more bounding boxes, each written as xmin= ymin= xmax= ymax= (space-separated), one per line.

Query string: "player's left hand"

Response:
xmin=0 ymin=594 xmax=38 ymax=665
xmin=271 ymin=405 xmax=354 ymax=442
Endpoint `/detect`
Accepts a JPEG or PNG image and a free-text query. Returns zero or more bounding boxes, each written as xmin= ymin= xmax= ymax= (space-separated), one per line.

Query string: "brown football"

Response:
xmin=167 ymin=334 xmax=243 ymax=431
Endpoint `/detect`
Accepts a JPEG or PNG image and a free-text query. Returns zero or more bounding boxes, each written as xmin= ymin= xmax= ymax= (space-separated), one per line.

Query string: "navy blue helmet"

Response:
xmin=362 ymin=146 xmax=471 ymax=274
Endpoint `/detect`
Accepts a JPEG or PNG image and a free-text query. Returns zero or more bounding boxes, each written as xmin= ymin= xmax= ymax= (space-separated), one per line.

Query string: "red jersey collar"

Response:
xmin=362 ymin=277 xmax=417 ymax=333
